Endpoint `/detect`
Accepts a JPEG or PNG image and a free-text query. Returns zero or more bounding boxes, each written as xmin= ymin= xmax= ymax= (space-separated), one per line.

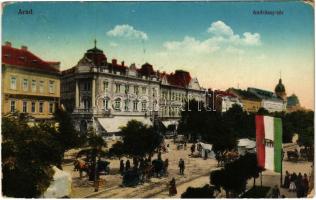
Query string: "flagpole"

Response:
xmin=280 ymin=149 xmax=284 ymax=187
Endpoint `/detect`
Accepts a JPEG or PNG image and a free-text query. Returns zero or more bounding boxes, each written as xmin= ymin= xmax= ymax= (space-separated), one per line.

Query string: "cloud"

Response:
xmin=242 ymin=32 xmax=261 ymax=46
xmin=207 ymin=21 xmax=234 ymax=37
xmin=162 ymin=20 xmax=261 ymax=54
xmin=107 ymin=24 xmax=148 ymax=40
xmin=163 ymin=36 xmax=220 ymax=53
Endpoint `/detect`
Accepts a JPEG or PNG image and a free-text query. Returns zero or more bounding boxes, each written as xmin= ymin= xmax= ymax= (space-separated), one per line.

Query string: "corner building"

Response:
xmin=61 ymin=42 xmax=206 ymax=135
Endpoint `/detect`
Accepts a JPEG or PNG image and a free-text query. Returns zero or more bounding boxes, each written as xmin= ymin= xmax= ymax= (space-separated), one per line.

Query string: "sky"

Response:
xmin=2 ymin=1 xmax=314 ymax=109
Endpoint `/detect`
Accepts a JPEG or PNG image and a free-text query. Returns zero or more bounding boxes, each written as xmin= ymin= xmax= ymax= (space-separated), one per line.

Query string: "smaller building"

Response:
xmin=2 ymin=42 xmax=60 ymax=121
xmin=227 ymin=88 xmax=262 ymax=113
xmin=247 ymin=87 xmax=286 ymax=113
xmin=213 ymin=90 xmax=243 ymax=112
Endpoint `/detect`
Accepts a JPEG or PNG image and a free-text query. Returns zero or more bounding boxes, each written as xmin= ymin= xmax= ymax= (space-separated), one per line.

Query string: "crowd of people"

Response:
xmin=283 ymin=171 xmax=309 ymax=198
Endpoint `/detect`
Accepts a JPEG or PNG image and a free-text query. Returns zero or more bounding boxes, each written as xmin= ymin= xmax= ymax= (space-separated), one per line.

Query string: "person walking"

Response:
xmin=125 ymin=159 xmax=131 ymax=172
xmin=178 ymin=158 xmax=185 ymax=175
xmin=169 ymin=178 xmax=177 ymax=196
xmin=303 ymin=173 xmax=309 ymax=197
xmin=119 ymin=160 xmax=125 ymax=175
xmin=283 ymin=171 xmax=290 ymax=188
xmin=289 ymin=172 xmax=297 ymax=192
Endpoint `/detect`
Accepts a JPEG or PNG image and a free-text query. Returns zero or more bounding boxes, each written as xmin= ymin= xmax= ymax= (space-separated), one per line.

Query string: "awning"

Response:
xmin=238 ymin=138 xmax=256 ymax=149
xmin=97 ymin=116 xmax=152 ymax=133
xmin=161 ymin=120 xmax=178 ymax=128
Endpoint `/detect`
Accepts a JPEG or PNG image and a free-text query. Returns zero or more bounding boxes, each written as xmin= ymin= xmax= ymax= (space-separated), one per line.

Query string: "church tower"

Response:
xmin=275 ymin=78 xmax=287 ymax=100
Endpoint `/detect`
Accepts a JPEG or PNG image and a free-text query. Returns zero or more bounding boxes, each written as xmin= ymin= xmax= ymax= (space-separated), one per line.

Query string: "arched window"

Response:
xmin=114 ymin=98 xmax=121 ymax=110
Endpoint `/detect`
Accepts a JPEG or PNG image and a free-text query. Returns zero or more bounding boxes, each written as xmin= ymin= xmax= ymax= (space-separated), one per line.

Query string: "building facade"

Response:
xmin=61 ymin=42 xmax=206 ymax=134
xmin=2 ymin=42 xmax=60 ymax=120
xmin=248 ymin=87 xmax=286 ymax=113
xmin=213 ymin=90 xmax=243 ymax=112
xmin=227 ymin=88 xmax=262 ymax=113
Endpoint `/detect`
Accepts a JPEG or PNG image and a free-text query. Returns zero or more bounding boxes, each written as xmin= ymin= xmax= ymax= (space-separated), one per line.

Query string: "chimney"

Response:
xmin=21 ymin=45 xmax=28 ymax=51
xmin=112 ymin=59 xmax=117 ymax=65
xmin=121 ymin=61 xmax=124 ymax=66
xmin=5 ymin=41 xmax=11 ymax=47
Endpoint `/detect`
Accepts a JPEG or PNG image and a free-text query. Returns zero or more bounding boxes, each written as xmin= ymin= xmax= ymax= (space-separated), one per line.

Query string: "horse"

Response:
xmin=73 ymin=159 xmax=89 ymax=178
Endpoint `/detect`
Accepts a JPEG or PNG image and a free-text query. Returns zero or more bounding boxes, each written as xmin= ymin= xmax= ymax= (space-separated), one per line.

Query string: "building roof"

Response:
xmin=228 ymin=88 xmax=261 ymax=101
xmin=287 ymin=94 xmax=300 ymax=107
xmin=248 ymin=87 xmax=283 ymax=102
xmin=2 ymin=42 xmax=60 ymax=73
xmin=165 ymin=70 xmax=192 ymax=88
xmin=214 ymin=90 xmax=237 ymax=98
xmin=275 ymin=78 xmax=286 ymax=93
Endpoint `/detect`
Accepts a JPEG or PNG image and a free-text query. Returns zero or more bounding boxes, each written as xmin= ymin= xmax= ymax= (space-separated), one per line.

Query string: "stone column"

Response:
xmin=92 ymin=78 xmax=96 ymax=108
xmin=75 ymin=80 xmax=79 ymax=108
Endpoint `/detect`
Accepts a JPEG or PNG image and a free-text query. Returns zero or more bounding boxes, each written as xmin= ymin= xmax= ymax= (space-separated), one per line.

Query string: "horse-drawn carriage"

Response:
xmin=73 ymin=149 xmax=111 ymax=179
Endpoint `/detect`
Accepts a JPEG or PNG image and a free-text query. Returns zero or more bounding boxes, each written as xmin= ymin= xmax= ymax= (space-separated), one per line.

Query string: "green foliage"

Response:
xmin=178 ymin=100 xmax=237 ymax=152
xmin=2 ymin=113 xmax=60 ymax=197
xmin=111 ymin=120 xmax=163 ymax=158
xmin=179 ymin=100 xmax=314 ymax=148
xmin=210 ymin=153 xmax=262 ymax=197
xmin=108 ymin=141 xmax=125 ymax=159
xmin=54 ymin=107 xmax=86 ymax=152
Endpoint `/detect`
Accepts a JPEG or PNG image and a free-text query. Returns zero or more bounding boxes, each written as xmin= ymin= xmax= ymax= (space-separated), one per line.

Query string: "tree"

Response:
xmin=2 ymin=113 xmax=61 ymax=197
xmin=53 ymin=108 xmax=86 ymax=168
xmin=111 ymin=120 xmax=163 ymax=159
xmin=86 ymin=127 xmax=107 ymax=183
xmin=210 ymin=153 xmax=262 ymax=197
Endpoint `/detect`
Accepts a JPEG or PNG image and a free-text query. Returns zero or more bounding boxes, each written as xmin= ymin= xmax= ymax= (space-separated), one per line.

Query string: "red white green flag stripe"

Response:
xmin=255 ymin=115 xmax=282 ymax=173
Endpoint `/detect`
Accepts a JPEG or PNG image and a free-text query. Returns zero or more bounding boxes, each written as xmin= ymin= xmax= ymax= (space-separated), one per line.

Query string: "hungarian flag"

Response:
xmin=255 ymin=115 xmax=282 ymax=173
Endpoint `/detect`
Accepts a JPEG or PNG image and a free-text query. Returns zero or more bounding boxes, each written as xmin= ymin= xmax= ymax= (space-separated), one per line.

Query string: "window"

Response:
xmin=39 ymin=81 xmax=44 ymax=93
xmin=49 ymin=102 xmax=54 ymax=113
xmin=133 ymin=100 xmax=138 ymax=111
xmin=10 ymin=77 xmax=17 ymax=90
xmin=83 ymin=99 xmax=90 ymax=109
xmin=23 ymin=79 xmax=29 ymax=91
xmin=103 ymin=98 xmax=109 ymax=110
xmin=124 ymin=99 xmax=129 ymax=111
xmin=134 ymin=86 xmax=139 ymax=95
xmin=103 ymin=81 xmax=108 ymax=91
xmin=125 ymin=85 xmax=129 ymax=94
xmin=31 ymin=80 xmax=36 ymax=92
xmin=39 ymin=102 xmax=44 ymax=113
xmin=49 ymin=80 xmax=55 ymax=93
xmin=141 ymin=101 xmax=147 ymax=112
xmin=114 ymin=98 xmax=121 ymax=110
xmin=31 ymin=102 xmax=36 ymax=113
xmin=83 ymin=82 xmax=91 ymax=91
xmin=142 ymin=87 xmax=146 ymax=94
xmin=22 ymin=101 xmax=27 ymax=113
xmin=10 ymin=100 xmax=15 ymax=112
xmin=115 ymin=83 xmax=121 ymax=93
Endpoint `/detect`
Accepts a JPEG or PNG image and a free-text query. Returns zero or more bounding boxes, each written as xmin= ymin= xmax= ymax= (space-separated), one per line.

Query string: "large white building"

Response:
xmin=61 ymin=42 xmax=206 ymax=134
